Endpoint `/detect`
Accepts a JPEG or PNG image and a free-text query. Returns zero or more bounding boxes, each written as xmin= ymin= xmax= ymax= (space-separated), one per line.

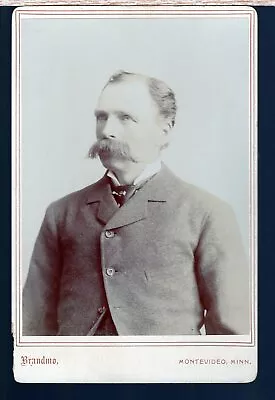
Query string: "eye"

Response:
xmin=120 ymin=114 xmax=131 ymax=121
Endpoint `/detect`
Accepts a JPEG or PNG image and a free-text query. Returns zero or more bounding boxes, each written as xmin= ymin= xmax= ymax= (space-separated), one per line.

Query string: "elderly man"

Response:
xmin=23 ymin=70 xmax=249 ymax=336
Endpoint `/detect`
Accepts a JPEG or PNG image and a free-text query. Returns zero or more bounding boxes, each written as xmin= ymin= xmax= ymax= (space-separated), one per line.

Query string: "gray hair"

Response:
xmin=104 ymin=70 xmax=177 ymax=127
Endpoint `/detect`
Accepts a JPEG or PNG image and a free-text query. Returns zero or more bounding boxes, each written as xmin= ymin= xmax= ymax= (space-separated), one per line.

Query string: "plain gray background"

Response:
xmin=21 ymin=16 xmax=250 ymax=284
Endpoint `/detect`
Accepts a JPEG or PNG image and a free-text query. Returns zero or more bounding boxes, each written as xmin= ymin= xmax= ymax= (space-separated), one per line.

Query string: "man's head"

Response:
xmin=89 ymin=70 xmax=176 ymax=169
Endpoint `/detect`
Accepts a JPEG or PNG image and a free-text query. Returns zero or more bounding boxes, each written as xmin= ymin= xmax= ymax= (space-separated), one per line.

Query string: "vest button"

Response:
xmin=105 ymin=230 xmax=115 ymax=238
xmin=106 ymin=267 xmax=115 ymax=277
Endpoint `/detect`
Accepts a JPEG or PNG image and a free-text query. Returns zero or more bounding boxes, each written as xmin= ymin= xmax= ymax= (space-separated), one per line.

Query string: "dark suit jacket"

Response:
xmin=23 ymin=164 xmax=249 ymax=335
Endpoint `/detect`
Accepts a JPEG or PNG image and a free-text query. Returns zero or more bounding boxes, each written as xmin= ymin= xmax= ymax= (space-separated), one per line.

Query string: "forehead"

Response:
xmin=96 ymin=78 xmax=159 ymax=117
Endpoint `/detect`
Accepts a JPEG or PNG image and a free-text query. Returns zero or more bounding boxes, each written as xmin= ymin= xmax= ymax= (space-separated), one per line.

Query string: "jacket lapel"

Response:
xmin=85 ymin=177 xmax=118 ymax=225
xmin=97 ymin=184 xmax=119 ymax=225
xmin=105 ymin=189 xmax=149 ymax=230
xmin=85 ymin=164 xmax=174 ymax=229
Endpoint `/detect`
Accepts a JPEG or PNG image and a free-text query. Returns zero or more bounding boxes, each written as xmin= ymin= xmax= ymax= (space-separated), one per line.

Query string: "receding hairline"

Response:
xmin=101 ymin=70 xmax=177 ymax=127
xmin=97 ymin=77 xmax=161 ymax=117
xmin=99 ymin=74 xmax=158 ymax=106
xmin=102 ymin=72 xmax=153 ymax=91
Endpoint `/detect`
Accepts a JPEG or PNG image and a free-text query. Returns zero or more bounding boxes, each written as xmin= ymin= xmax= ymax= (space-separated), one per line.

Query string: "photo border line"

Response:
xmin=13 ymin=6 xmax=257 ymax=348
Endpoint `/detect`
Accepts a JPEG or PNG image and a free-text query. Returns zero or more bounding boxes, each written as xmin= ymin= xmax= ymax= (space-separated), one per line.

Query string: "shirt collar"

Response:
xmin=107 ymin=159 xmax=162 ymax=187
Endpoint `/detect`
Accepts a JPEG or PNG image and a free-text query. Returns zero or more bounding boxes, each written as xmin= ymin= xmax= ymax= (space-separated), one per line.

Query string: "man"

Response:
xmin=23 ymin=70 xmax=249 ymax=336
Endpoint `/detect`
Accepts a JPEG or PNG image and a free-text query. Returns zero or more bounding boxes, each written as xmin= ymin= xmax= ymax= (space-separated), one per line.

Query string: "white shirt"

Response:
xmin=107 ymin=159 xmax=162 ymax=187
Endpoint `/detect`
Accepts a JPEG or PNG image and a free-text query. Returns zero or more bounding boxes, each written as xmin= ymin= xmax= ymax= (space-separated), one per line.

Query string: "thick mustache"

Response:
xmin=88 ymin=139 xmax=136 ymax=162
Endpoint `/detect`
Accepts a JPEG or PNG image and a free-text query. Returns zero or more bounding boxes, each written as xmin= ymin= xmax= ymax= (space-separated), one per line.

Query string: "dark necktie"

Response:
xmin=108 ymin=172 xmax=159 ymax=207
xmin=110 ymin=182 xmax=136 ymax=207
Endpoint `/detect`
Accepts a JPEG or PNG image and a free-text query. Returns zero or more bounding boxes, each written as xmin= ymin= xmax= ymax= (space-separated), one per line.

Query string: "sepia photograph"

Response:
xmin=12 ymin=5 xmax=257 ymax=382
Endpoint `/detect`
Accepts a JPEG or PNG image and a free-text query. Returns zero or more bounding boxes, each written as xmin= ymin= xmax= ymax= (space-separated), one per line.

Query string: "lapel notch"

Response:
xmin=85 ymin=164 xmax=176 ymax=229
xmin=85 ymin=176 xmax=118 ymax=226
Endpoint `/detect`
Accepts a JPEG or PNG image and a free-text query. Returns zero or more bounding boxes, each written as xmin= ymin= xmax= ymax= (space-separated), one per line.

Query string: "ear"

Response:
xmin=159 ymin=121 xmax=173 ymax=148
xmin=158 ymin=117 xmax=171 ymax=133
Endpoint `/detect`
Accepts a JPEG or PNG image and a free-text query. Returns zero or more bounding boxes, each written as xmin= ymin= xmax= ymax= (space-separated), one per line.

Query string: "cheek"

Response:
xmin=122 ymin=123 xmax=161 ymax=150
xmin=126 ymin=132 xmax=149 ymax=149
xmin=129 ymin=135 xmax=160 ymax=157
xmin=135 ymin=129 xmax=162 ymax=149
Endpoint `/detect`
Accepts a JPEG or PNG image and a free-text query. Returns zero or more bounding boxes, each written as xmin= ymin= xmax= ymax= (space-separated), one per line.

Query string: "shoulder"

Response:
xmin=163 ymin=165 xmax=233 ymax=215
xmin=181 ymin=180 xmax=232 ymax=215
xmin=165 ymin=170 xmax=240 ymax=241
xmin=45 ymin=176 xmax=105 ymax=216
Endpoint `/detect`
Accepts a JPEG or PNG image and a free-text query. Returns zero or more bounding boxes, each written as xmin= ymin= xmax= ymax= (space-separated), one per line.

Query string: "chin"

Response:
xmin=99 ymin=155 xmax=126 ymax=170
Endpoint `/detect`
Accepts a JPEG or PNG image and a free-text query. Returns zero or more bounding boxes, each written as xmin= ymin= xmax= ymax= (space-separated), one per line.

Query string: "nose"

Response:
xmin=101 ymin=115 xmax=120 ymax=139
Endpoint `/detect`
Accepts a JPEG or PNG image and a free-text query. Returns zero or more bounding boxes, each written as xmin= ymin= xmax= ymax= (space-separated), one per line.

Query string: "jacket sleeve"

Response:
xmin=194 ymin=200 xmax=250 ymax=334
xmin=23 ymin=203 xmax=62 ymax=335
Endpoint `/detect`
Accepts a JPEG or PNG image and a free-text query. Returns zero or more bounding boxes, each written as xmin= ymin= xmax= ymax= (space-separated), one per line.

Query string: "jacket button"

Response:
xmin=106 ymin=267 xmax=115 ymax=277
xmin=97 ymin=306 xmax=106 ymax=314
xmin=105 ymin=230 xmax=115 ymax=238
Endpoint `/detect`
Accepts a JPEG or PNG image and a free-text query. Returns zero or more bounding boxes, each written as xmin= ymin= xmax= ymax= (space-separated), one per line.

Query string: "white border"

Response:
xmin=12 ymin=5 xmax=258 ymax=382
